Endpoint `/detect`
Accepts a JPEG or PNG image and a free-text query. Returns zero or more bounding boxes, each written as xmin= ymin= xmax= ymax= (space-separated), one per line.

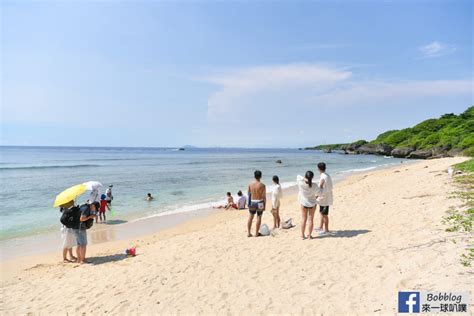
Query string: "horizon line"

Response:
xmin=0 ymin=144 xmax=310 ymax=150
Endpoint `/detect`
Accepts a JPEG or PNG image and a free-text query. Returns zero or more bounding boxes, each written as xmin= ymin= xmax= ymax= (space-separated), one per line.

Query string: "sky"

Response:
xmin=1 ymin=0 xmax=473 ymax=148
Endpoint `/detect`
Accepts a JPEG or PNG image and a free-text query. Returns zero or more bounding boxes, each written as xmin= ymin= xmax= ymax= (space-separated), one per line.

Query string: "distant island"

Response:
xmin=306 ymin=106 xmax=474 ymax=159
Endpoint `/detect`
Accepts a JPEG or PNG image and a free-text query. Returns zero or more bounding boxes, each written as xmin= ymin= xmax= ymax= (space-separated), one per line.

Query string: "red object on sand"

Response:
xmin=126 ymin=247 xmax=136 ymax=256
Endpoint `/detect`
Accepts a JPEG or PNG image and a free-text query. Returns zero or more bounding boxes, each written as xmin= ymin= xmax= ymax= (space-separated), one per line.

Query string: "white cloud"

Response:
xmin=418 ymin=41 xmax=457 ymax=58
xmin=312 ymin=79 xmax=473 ymax=106
xmin=202 ymin=63 xmax=472 ymax=122
xmin=202 ymin=63 xmax=352 ymax=120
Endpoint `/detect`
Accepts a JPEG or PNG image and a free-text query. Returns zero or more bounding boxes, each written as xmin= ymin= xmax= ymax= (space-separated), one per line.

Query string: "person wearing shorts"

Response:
xmin=74 ymin=229 xmax=88 ymax=247
xmin=316 ymin=162 xmax=333 ymax=235
xmin=297 ymin=171 xmax=318 ymax=239
xmin=74 ymin=202 xmax=97 ymax=264
xmin=249 ymin=208 xmax=263 ymax=217
xmin=99 ymin=194 xmax=109 ymax=223
xmin=247 ymin=170 xmax=266 ymax=237
xmin=320 ymin=205 xmax=330 ymax=215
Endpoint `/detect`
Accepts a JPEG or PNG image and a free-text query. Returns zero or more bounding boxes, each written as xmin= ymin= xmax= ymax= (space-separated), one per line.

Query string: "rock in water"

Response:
xmin=276 ymin=160 xmax=282 ymax=164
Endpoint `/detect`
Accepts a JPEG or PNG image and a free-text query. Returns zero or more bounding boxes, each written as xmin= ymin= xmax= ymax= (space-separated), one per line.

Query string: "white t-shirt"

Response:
xmin=297 ymin=175 xmax=318 ymax=207
xmin=237 ymin=195 xmax=247 ymax=209
xmin=272 ymin=184 xmax=282 ymax=207
xmin=105 ymin=188 xmax=112 ymax=201
xmin=317 ymin=172 xmax=333 ymax=206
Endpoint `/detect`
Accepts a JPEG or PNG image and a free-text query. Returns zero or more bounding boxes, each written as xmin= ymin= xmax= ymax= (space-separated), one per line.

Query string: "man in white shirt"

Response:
xmin=316 ymin=162 xmax=333 ymax=234
xmin=105 ymin=185 xmax=113 ymax=205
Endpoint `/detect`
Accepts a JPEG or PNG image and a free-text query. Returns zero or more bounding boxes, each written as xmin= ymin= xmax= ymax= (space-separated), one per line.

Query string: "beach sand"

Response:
xmin=1 ymin=157 xmax=472 ymax=314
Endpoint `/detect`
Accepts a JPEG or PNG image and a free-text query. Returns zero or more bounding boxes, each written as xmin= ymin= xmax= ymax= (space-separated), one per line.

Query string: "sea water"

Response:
xmin=0 ymin=146 xmax=405 ymax=243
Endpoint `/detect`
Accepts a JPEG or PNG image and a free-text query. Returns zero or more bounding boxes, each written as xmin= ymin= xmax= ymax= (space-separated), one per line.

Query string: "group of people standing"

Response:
xmin=60 ymin=185 xmax=113 ymax=264
xmin=246 ymin=162 xmax=333 ymax=239
xmin=59 ymin=162 xmax=333 ymax=263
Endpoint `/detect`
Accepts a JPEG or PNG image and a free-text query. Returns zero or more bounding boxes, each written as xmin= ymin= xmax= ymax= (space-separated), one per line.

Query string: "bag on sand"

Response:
xmin=259 ymin=224 xmax=271 ymax=236
xmin=281 ymin=218 xmax=295 ymax=229
xmin=60 ymin=206 xmax=81 ymax=229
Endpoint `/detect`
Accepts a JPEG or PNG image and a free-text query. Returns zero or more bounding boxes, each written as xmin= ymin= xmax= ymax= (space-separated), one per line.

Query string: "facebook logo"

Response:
xmin=399 ymin=292 xmax=420 ymax=313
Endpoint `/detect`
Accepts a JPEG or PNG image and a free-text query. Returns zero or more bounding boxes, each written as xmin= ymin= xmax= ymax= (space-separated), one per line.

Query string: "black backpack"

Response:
xmin=60 ymin=206 xmax=81 ymax=229
xmin=78 ymin=204 xmax=95 ymax=230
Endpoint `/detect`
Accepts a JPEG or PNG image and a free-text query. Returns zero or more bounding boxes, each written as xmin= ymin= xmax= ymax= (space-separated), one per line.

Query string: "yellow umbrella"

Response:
xmin=53 ymin=184 xmax=87 ymax=207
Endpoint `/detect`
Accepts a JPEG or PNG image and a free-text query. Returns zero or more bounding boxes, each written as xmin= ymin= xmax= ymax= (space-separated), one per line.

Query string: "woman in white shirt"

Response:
xmin=297 ymin=171 xmax=318 ymax=239
xmin=271 ymin=175 xmax=282 ymax=229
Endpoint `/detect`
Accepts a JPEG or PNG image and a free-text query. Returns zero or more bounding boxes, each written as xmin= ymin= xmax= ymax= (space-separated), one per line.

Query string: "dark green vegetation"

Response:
xmin=306 ymin=106 xmax=474 ymax=159
xmin=443 ymin=159 xmax=473 ymax=267
xmin=454 ymin=158 xmax=474 ymax=173
xmin=304 ymin=143 xmax=349 ymax=151
xmin=371 ymin=106 xmax=473 ymax=155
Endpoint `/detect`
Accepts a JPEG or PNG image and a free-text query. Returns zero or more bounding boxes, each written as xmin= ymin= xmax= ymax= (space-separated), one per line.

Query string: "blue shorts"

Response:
xmin=74 ymin=229 xmax=88 ymax=246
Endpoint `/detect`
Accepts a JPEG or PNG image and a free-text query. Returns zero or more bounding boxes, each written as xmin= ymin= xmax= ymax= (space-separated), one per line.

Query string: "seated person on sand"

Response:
xmin=236 ymin=190 xmax=247 ymax=209
xmin=146 ymin=193 xmax=154 ymax=201
xmin=214 ymin=192 xmax=238 ymax=210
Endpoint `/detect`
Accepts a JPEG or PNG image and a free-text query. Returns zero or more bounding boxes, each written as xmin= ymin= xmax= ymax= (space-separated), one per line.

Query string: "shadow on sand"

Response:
xmin=105 ymin=219 xmax=128 ymax=225
xmin=87 ymin=253 xmax=132 ymax=265
xmin=318 ymin=229 xmax=370 ymax=239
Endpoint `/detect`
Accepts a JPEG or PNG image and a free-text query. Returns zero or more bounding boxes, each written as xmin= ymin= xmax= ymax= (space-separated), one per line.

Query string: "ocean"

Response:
xmin=0 ymin=146 xmax=404 ymax=243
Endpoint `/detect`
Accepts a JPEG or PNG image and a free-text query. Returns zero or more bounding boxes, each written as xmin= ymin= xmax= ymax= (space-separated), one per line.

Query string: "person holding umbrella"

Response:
xmin=59 ymin=200 xmax=77 ymax=263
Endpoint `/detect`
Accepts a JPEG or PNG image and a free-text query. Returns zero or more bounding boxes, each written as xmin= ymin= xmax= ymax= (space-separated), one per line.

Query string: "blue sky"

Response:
xmin=1 ymin=0 xmax=472 ymax=147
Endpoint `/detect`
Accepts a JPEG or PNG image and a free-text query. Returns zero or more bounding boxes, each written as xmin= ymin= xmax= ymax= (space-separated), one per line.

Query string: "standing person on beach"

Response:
xmin=297 ymin=171 xmax=318 ymax=239
xmin=99 ymin=194 xmax=110 ymax=223
xmin=247 ymin=170 xmax=266 ymax=237
xmin=271 ymin=176 xmax=282 ymax=229
xmin=316 ymin=162 xmax=333 ymax=234
xmin=105 ymin=185 xmax=113 ymax=205
xmin=59 ymin=201 xmax=77 ymax=263
xmin=74 ymin=202 xmax=98 ymax=264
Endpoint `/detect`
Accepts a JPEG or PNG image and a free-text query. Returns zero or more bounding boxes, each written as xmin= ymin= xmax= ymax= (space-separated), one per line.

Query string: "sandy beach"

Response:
xmin=1 ymin=157 xmax=472 ymax=314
